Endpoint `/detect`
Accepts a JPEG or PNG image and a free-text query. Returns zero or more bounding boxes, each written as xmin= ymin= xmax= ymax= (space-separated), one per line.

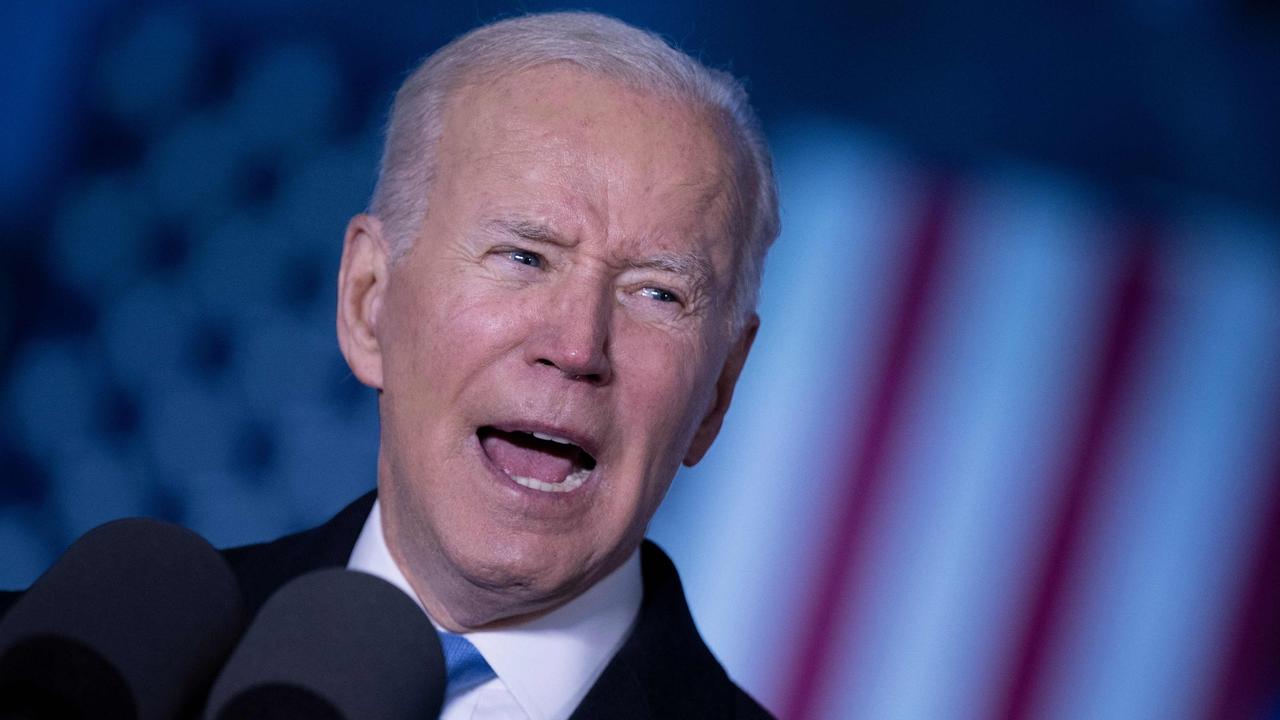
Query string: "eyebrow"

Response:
xmin=487 ymin=217 xmax=716 ymax=287
xmin=627 ymin=253 xmax=714 ymax=289
xmin=488 ymin=218 xmax=566 ymax=246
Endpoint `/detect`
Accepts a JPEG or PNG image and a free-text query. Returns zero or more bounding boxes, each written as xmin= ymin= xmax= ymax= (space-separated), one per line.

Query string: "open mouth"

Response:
xmin=477 ymin=426 xmax=597 ymax=493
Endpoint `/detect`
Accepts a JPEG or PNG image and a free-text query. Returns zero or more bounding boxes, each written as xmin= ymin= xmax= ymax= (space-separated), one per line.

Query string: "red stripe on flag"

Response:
xmin=995 ymin=231 xmax=1160 ymax=720
xmin=1202 ymin=392 xmax=1280 ymax=720
xmin=781 ymin=179 xmax=954 ymax=720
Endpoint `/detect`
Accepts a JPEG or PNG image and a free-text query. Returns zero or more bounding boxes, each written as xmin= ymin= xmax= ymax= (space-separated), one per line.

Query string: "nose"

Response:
xmin=525 ymin=282 xmax=613 ymax=385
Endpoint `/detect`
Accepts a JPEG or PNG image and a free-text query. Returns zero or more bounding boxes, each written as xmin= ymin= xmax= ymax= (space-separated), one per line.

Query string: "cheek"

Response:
xmin=613 ymin=328 xmax=711 ymax=450
xmin=384 ymin=279 xmax=525 ymax=389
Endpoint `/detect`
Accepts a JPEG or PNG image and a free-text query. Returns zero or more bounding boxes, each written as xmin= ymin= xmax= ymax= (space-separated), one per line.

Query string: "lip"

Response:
xmin=481 ymin=420 xmax=602 ymax=462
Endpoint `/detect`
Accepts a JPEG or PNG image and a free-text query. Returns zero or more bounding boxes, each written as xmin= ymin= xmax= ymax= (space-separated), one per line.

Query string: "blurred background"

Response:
xmin=1 ymin=1 xmax=1277 ymax=718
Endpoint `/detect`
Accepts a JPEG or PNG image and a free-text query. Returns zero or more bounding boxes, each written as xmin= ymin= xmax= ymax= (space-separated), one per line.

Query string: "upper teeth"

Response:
xmin=532 ymin=431 xmax=573 ymax=445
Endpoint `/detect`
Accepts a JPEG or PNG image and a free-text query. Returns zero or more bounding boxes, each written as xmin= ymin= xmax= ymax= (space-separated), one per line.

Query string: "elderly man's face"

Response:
xmin=338 ymin=64 xmax=756 ymax=628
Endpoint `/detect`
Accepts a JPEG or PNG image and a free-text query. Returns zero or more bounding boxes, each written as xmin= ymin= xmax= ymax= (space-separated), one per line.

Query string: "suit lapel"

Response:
xmin=570 ymin=649 xmax=653 ymax=720
xmin=570 ymin=542 xmax=733 ymax=720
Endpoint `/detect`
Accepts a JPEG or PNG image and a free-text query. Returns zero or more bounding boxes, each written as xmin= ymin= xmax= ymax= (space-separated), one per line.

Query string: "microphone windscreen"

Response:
xmin=203 ymin=569 xmax=445 ymax=720
xmin=0 ymin=518 xmax=244 ymax=720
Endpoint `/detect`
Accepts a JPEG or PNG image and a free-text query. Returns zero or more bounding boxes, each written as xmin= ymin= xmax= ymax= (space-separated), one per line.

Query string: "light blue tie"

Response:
xmin=439 ymin=632 xmax=497 ymax=697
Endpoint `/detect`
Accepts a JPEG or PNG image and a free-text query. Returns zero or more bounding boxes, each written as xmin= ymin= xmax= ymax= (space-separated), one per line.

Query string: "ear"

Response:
xmin=336 ymin=213 xmax=390 ymax=390
xmin=683 ymin=313 xmax=759 ymax=466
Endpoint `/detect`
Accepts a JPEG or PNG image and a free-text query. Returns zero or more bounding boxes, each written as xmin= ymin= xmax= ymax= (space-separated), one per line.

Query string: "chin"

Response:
xmin=439 ymin=542 xmax=597 ymax=624
xmin=454 ymin=526 xmax=591 ymax=588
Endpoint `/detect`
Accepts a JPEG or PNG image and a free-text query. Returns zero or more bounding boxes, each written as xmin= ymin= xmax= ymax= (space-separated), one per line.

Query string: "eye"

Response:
xmin=505 ymin=249 xmax=543 ymax=268
xmin=640 ymin=286 xmax=681 ymax=304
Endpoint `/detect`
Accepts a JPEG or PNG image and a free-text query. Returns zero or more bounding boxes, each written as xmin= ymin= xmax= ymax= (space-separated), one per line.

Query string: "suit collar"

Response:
xmin=222 ymin=490 xmax=375 ymax=617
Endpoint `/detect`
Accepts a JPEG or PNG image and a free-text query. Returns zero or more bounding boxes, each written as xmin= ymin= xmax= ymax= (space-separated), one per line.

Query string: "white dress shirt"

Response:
xmin=347 ymin=500 xmax=642 ymax=720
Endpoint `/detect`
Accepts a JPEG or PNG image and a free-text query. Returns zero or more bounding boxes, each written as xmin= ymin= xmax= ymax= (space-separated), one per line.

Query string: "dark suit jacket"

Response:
xmin=2 ymin=493 xmax=773 ymax=719
xmin=227 ymin=492 xmax=772 ymax=720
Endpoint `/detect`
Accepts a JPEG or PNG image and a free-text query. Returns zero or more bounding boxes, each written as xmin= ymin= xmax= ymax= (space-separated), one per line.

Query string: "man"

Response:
xmin=327 ymin=11 xmax=780 ymax=716
xmin=9 ymin=11 xmax=781 ymax=719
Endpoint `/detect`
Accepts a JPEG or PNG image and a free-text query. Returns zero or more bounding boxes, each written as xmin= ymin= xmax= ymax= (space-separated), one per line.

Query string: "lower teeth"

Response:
xmin=510 ymin=467 xmax=590 ymax=493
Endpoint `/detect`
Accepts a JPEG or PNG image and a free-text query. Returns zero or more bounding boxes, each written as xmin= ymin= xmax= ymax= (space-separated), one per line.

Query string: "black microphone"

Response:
xmin=203 ymin=568 xmax=445 ymax=720
xmin=0 ymin=518 xmax=245 ymax=720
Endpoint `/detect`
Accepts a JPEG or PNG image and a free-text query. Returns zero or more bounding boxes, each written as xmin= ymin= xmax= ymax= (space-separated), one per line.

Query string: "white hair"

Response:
xmin=369 ymin=11 xmax=780 ymax=333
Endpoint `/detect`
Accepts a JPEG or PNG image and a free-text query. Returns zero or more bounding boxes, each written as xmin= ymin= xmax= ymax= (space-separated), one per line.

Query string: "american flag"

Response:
xmin=650 ymin=121 xmax=1280 ymax=720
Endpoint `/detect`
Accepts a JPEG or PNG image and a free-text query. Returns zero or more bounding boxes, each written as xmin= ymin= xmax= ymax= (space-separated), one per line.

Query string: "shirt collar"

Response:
xmin=348 ymin=500 xmax=643 ymax=720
